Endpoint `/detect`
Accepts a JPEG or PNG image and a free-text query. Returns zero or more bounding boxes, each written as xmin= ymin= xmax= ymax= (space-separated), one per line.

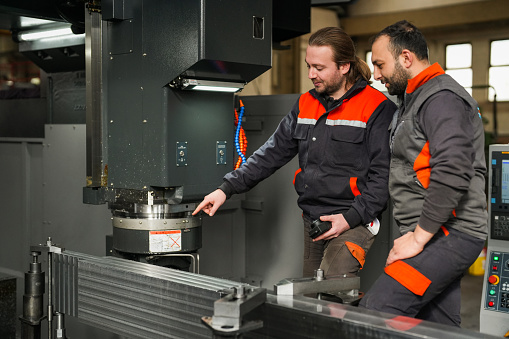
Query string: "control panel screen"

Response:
xmin=491 ymin=150 xmax=509 ymax=241
xmin=503 ymin=160 xmax=509 ymax=204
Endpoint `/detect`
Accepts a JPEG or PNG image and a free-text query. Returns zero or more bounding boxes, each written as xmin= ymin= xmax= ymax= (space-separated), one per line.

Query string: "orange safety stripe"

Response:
xmin=384 ymin=260 xmax=431 ymax=296
xmin=297 ymin=86 xmax=387 ymax=124
xmin=350 ymin=177 xmax=361 ymax=196
xmin=441 ymin=226 xmax=449 ymax=236
xmin=298 ymin=92 xmax=326 ymax=121
xmin=385 ymin=316 xmax=423 ymax=331
xmin=327 ymin=86 xmax=387 ymax=124
xmin=345 ymin=241 xmax=366 ymax=269
xmin=406 ymin=63 xmax=445 ymax=94
xmin=413 ymin=141 xmax=431 ymax=189
xmin=293 ymin=168 xmax=302 ymax=185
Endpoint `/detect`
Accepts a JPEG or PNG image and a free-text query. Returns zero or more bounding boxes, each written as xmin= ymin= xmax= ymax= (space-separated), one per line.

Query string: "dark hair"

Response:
xmin=309 ymin=27 xmax=372 ymax=85
xmin=372 ymin=20 xmax=429 ymax=61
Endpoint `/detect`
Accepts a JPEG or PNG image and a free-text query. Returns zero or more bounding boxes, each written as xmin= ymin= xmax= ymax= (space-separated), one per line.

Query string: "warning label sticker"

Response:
xmin=149 ymin=230 xmax=182 ymax=252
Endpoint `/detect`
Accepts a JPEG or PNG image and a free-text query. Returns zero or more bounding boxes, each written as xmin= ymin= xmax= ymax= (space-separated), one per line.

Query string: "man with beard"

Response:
xmin=193 ymin=27 xmax=397 ymax=279
xmin=359 ymin=20 xmax=487 ymax=326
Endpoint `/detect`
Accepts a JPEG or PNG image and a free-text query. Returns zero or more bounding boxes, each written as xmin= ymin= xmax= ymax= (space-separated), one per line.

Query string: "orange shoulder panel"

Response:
xmin=298 ymin=92 xmax=325 ymax=120
xmin=328 ymin=86 xmax=388 ymax=122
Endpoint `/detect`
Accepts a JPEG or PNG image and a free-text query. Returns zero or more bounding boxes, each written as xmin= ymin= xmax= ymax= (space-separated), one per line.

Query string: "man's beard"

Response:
xmin=385 ymin=61 xmax=410 ymax=96
xmin=315 ymin=73 xmax=346 ymax=97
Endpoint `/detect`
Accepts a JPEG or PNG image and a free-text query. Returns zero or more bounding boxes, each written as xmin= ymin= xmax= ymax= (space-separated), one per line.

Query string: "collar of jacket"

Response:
xmin=403 ymin=63 xmax=445 ymax=107
xmin=406 ymin=62 xmax=445 ymax=94
xmin=311 ymin=78 xmax=368 ymax=111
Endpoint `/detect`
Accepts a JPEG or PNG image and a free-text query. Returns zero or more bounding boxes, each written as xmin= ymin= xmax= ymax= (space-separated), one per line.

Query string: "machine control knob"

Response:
xmin=489 ymin=275 xmax=500 ymax=285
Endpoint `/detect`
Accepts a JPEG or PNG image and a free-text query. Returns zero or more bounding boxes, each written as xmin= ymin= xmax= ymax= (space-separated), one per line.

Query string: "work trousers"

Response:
xmin=302 ymin=215 xmax=375 ymax=278
xmin=359 ymin=227 xmax=485 ymax=326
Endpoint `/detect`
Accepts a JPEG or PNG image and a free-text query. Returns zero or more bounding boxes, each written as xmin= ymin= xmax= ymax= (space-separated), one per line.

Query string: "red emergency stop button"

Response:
xmin=488 ymin=301 xmax=494 ymax=307
xmin=489 ymin=275 xmax=500 ymax=285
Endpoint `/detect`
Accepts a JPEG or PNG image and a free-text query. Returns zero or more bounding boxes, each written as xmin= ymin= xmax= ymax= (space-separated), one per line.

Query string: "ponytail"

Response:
xmin=354 ymin=56 xmax=373 ymax=85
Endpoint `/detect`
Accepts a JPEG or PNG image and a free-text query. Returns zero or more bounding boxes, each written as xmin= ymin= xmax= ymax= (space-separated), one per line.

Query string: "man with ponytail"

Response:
xmin=194 ymin=27 xmax=397 ymax=279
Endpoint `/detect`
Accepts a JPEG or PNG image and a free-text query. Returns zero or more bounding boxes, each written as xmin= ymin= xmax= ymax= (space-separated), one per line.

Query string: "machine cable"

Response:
xmin=234 ymin=100 xmax=247 ymax=169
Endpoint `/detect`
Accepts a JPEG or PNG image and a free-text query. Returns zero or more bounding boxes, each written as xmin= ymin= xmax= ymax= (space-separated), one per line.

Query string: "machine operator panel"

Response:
xmin=481 ymin=146 xmax=509 ymax=336
xmin=485 ymin=150 xmax=509 ymax=314
xmin=484 ymin=251 xmax=509 ymax=313
xmin=489 ymin=152 xmax=509 ymax=241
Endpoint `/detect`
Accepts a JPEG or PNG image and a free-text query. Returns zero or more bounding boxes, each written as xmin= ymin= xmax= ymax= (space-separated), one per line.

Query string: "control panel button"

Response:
xmin=489 ymin=275 xmax=500 ymax=285
xmin=488 ymin=301 xmax=495 ymax=307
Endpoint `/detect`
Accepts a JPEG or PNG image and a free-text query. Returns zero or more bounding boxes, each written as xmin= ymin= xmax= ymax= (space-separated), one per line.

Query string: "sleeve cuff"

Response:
xmin=218 ymin=181 xmax=235 ymax=200
xmin=343 ymin=208 xmax=363 ymax=228
xmin=417 ymin=213 xmax=441 ymax=235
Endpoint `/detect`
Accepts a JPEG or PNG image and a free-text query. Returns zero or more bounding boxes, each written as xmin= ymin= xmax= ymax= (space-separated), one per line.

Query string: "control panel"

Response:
xmin=480 ymin=145 xmax=509 ymax=336
xmin=483 ymin=251 xmax=509 ymax=312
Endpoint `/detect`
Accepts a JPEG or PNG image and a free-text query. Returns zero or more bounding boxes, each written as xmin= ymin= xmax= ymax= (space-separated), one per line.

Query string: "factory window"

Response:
xmin=365 ymin=51 xmax=387 ymax=93
xmin=445 ymin=43 xmax=473 ymax=96
xmin=489 ymin=39 xmax=509 ymax=101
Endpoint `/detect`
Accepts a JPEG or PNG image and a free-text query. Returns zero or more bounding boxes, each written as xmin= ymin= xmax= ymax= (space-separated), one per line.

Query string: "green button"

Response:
xmin=494 ymin=256 xmax=500 ymax=261
xmin=489 ymin=290 xmax=496 ymax=295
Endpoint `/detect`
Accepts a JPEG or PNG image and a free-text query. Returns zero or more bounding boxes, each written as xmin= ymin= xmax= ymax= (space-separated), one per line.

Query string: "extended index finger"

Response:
xmin=192 ymin=199 xmax=209 ymax=215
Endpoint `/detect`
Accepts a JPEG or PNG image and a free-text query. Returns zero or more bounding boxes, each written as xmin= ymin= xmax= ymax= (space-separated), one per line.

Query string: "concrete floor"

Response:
xmin=461 ymin=273 xmax=484 ymax=332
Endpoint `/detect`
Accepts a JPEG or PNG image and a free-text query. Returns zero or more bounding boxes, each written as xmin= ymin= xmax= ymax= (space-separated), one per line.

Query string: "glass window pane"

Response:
xmin=366 ymin=51 xmax=374 ymax=72
xmin=369 ymin=73 xmax=387 ymax=92
xmin=489 ymin=66 xmax=509 ymax=101
xmin=446 ymin=69 xmax=472 ymax=88
xmin=491 ymin=40 xmax=509 ymax=66
xmin=366 ymin=51 xmax=388 ymax=92
xmin=446 ymin=44 xmax=472 ymax=69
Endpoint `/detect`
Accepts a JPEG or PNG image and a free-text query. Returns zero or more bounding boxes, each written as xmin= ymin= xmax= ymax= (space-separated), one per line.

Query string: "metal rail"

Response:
xmin=37 ymin=248 xmax=498 ymax=339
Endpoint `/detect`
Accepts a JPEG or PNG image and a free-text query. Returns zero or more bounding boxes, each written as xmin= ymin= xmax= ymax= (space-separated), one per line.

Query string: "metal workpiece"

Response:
xmin=247 ymin=294 xmax=498 ymax=339
xmin=20 ymin=249 xmax=498 ymax=339
xmin=202 ymin=286 xmax=266 ymax=337
xmin=274 ymin=272 xmax=360 ymax=298
xmin=50 ymin=251 xmax=251 ymax=339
